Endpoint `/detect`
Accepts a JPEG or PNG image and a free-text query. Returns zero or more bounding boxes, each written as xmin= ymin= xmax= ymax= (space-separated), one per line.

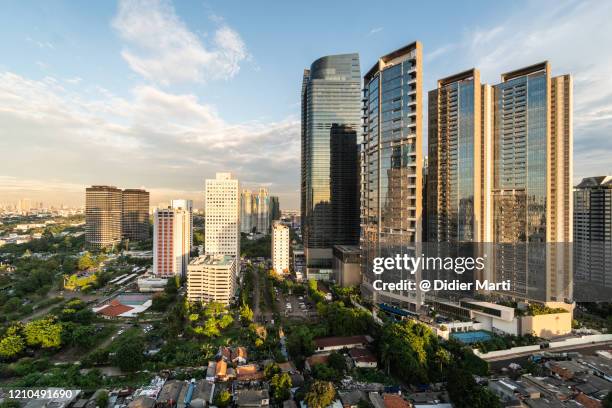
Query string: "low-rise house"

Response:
xmin=234 ymin=389 xmax=270 ymax=408
xmin=129 ymin=397 xmax=156 ymax=408
xmin=339 ymin=390 xmax=365 ymax=408
xmin=156 ymin=380 xmax=184 ymax=408
xmin=206 ymin=362 xmax=217 ymax=382
xmin=232 ymin=347 xmax=248 ymax=365
xmin=237 ymin=364 xmax=265 ymax=382
xmin=349 ymin=348 xmax=378 ymax=368
xmin=382 ymin=394 xmax=411 ymax=408
xmin=548 ymin=360 xmax=590 ymax=380
xmin=313 ymin=335 xmax=373 ymax=353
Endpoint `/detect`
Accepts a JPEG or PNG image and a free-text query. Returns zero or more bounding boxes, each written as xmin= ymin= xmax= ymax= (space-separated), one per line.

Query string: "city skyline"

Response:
xmin=2 ymin=0 xmax=612 ymax=209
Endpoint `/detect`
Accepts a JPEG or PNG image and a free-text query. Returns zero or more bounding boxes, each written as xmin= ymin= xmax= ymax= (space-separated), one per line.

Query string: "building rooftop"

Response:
xmin=189 ymin=254 xmax=235 ymax=267
xmin=314 ymin=335 xmax=373 ymax=349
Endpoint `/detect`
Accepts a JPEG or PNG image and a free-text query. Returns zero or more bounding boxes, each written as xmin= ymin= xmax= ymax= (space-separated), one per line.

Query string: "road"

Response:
xmin=488 ymin=341 xmax=612 ymax=371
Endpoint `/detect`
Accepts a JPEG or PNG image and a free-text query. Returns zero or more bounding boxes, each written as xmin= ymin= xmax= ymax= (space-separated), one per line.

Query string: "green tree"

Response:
xmin=327 ymin=352 xmax=347 ymax=373
xmin=240 ymin=304 xmax=254 ymax=324
xmin=270 ymin=372 xmax=292 ymax=401
xmin=204 ymin=302 xmax=225 ymax=317
xmin=112 ymin=338 xmax=144 ymax=372
xmin=219 ymin=314 xmax=234 ymax=329
xmin=78 ymin=252 xmax=95 ymax=270
xmin=23 ymin=318 xmax=62 ymax=349
xmin=264 ymin=362 xmax=281 ymax=379
xmin=287 ymin=326 xmax=315 ymax=361
xmin=447 ymin=368 xmax=501 ymax=408
xmin=214 ymin=390 xmax=232 ymax=408
xmin=604 ymin=392 xmax=612 ymax=408
xmin=305 ymin=381 xmax=335 ymax=408
xmin=0 ymin=334 xmax=25 ymax=359
xmin=95 ymin=391 xmax=109 ymax=408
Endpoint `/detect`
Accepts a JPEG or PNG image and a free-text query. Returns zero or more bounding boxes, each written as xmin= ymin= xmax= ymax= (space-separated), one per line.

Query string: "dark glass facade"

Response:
xmin=301 ymin=53 xmax=361 ymax=270
xmin=361 ymin=42 xmax=423 ymax=310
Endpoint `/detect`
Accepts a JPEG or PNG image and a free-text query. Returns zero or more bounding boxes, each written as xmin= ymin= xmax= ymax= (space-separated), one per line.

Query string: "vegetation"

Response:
xmin=304 ymin=380 xmax=335 ymax=408
xmin=527 ymin=303 xmax=569 ymax=316
xmin=447 ymin=367 xmax=501 ymax=408
xmin=240 ymin=234 xmax=271 ymax=258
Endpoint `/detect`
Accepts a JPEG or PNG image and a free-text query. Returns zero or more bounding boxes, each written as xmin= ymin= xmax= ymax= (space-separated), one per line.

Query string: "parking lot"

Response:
xmin=275 ymin=288 xmax=317 ymax=320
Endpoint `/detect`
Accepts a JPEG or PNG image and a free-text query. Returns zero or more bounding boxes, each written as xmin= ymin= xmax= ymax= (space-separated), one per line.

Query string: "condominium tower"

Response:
xmin=427 ymin=69 xmax=492 ymax=243
xmin=301 ymin=53 xmax=362 ymax=275
xmin=86 ymin=186 xmax=123 ymax=248
xmin=491 ymin=62 xmax=573 ymax=302
xmin=153 ymin=207 xmax=190 ymax=277
xmin=272 ymin=221 xmax=290 ymax=274
xmin=360 ymin=42 xmax=423 ymax=310
xmin=573 ymin=176 xmax=612 ymax=300
xmin=122 ymin=189 xmax=150 ymax=242
xmin=205 ymin=173 xmax=240 ymax=259
xmin=171 ymin=199 xmax=193 ymax=248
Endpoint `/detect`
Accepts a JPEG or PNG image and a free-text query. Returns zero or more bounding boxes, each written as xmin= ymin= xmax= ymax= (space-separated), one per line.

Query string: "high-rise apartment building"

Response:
xmin=269 ymin=196 xmax=281 ymax=225
xmin=491 ymin=62 xmax=573 ymax=302
xmin=428 ymin=69 xmax=491 ymax=243
xmin=205 ymin=173 xmax=240 ymax=260
xmin=574 ymin=176 xmax=612 ymax=298
xmin=187 ymin=254 xmax=237 ymax=305
xmin=122 ymin=189 xmax=150 ymax=242
xmin=240 ymin=190 xmax=254 ymax=233
xmin=153 ymin=207 xmax=189 ymax=277
xmin=171 ymin=199 xmax=193 ymax=248
xmin=272 ymin=221 xmax=290 ymax=274
xmin=301 ymin=53 xmax=362 ymax=274
xmin=255 ymin=187 xmax=270 ymax=233
xmin=360 ymin=42 xmax=423 ymax=310
xmin=86 ymin=186 xmax=123 ymax=248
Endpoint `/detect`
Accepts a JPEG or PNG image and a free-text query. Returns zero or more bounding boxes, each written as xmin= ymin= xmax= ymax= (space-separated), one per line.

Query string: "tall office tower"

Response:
xmin=121 ymin=189 xmax=150 ymax=241
xmin=86 ymin=186 xmax=123 ymax=248
xmin=272 ymin=221 xmax=290 ymax=274
xmin=240 ymin=190 xmax=254 ymax=233
xmin=422 ymin=156 xmax=429 ymax=242
xmin=427 ymin=69 xmax=491 ymax=243
xmin=187 ymin=255 xmax=237 ymax=305
xmin=573 ymin=176 xmax=612 ymax=299
xmin=360 ymin=42 xmax=423 ymax=311
xmin=301 ymin=53 xmax=362 ymax=275
xmin=269 ymin=196 xmax=281 ymax=225
xmin=255 ymin=187 xmax=270 ymax=233
xmin=153 ymin=207 xmax=189 ymax=277
xmin=204 ymin=173 xmax=240 ymax=260
xmin=17 ymin=198 xmax=32 ymax=214
xmin=492 ymin=62 xmax=573 ymax=302
xmin=171 ymin=199 xmax=193 ymax=248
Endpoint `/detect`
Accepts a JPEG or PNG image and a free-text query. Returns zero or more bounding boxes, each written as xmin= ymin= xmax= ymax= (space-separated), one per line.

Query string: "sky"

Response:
xmin=1 ymin=0 xmax=611 ymax=210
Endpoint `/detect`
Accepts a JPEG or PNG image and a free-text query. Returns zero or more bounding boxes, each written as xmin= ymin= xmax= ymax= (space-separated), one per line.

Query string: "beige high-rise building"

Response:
xmin=427 ymin=69 xmax=492 ymax=244
xmin=153 ymin=207 xmax=189 ymax=277
xmin=187 ymin=254 xmax=237 ymax=305
xmin=122 ymin=189 xmax=150 ymax=242
xmin=272 ymin=221 xmax=290 ymax=274
xmin=240 ymin=190 xmax=254 ymax=233
xmin=491 ymin=62 xmax=573 ymax=303
xmin=204 ymin=173 xmax=240 ymax=259
xmin=360 ymin=41 xmax=423 ymax=311
xmin=86 ymin=186 xmax=123 ymax=248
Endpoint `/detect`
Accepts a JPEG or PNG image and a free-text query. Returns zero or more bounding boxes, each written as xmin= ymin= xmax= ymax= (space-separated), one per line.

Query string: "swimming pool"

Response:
xmin=450 ymin=330 xmax=493 ymax=344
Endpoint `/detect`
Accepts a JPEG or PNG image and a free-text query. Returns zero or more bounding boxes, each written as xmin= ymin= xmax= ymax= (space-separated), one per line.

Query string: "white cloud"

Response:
xmin=368 ymin=27 xmax=383 ymax=36
xmin=0 ymin=71 xmax=299 ymax=206
xmin=111 ymin=0 xmax=249 ymax=85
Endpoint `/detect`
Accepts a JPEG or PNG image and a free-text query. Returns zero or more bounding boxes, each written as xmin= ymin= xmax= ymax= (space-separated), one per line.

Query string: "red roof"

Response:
xmin=383 ymin=394 xmax=410 ymax=408
xmin=98 ymin=302 xmax=133 ymax=317
xmin=314 ymin=335 xmax=371 ymax=349
xmin=349 ymin=348 xmax=377 ymax=363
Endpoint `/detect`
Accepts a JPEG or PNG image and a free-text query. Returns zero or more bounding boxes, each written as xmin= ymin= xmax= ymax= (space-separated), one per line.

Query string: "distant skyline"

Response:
xmin=1 ymin=0 xmax=612 ymax=209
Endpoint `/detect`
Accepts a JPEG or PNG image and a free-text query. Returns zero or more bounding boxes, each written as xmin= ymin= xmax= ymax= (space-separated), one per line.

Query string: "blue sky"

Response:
xmin=1 ymin=0 xmax=611 ymax=209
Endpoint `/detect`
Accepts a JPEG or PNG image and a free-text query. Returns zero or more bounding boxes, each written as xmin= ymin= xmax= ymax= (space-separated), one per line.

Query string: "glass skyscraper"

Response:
xmin=360 ymin=42 xmax=423 ymax=311
xmin=301 ymin=53 xmax=362 ymax=274
xmin=492 ymin=62 xmax=573 ymax=302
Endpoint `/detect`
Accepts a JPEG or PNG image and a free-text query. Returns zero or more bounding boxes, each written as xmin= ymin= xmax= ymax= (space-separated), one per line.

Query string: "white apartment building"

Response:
xmin=272 ymin=221 xmax=290 ymax=274
xmin=187 ymin=254 xmax=237 ymax=305
xmin=153 ymin=207 xmax=190 ymax=277
xmin=171 ymin=199 xmax=193 ymax=248
xmin=204 ymin=173 xmax=240 ymax=259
